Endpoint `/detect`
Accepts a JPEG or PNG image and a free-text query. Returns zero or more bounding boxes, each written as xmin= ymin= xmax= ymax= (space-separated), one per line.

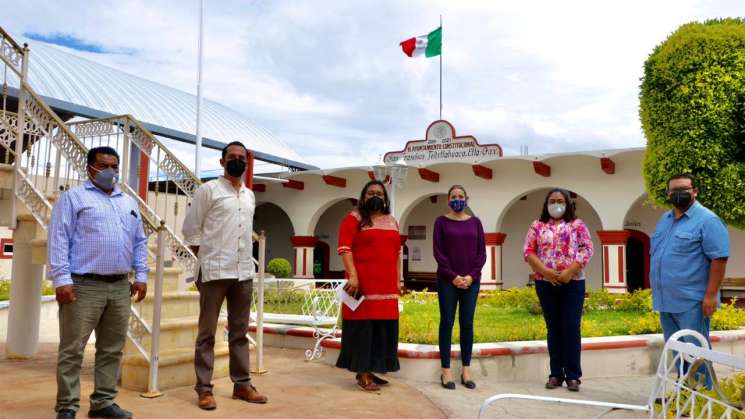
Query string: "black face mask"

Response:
xmin=669 ymin=190 xmax=693 ymax=210
xmin=363 ymin=196 xmax=385 ymax=212
xmin=226 ymin=159 xmax=246 ymax=177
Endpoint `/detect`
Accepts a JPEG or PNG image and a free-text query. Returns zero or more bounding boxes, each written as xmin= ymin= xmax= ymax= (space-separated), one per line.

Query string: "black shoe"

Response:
xmin=88 ymin=403 xmax=132 ymax=418
xmin=461 ymin=374 xmax=476 ymax=389
xmin=440 ymin=375 xmax=456 ymax=390
xmin=57 ymin=409 xmax=76 ymax=419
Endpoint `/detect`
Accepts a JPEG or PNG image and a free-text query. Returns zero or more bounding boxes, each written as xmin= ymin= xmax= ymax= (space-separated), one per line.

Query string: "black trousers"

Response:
xmin=437 ymin=280 xmax=480 ymax=368
xmin=535 ymin=279 xmax=585 ymax=381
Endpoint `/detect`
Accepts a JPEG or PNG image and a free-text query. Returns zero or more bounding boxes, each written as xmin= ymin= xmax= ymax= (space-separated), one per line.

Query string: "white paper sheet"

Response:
xmin=334 ymin=282 xmax=365 ymax=311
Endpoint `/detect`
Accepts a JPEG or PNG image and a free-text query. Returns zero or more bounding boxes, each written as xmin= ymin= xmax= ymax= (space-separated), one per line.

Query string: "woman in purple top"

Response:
xmin=433 ymin=185 xmax=486 ymax=390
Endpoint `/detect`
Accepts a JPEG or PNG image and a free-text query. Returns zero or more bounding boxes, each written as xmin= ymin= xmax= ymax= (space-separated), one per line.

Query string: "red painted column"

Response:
xmin=483 ymin=232 xmax=507 ymax=290
xmin=137 ymin=151 xmax=149 ymax=202
xmin=290 ymin=236 xmax=319 ymax=278
xmin=399 ymin=234 xmax=408 ymax=289
xmin=244 ymin=150 xmax=255 ymax=190
xmin=597 ymin=230 xmax=631 ymax=294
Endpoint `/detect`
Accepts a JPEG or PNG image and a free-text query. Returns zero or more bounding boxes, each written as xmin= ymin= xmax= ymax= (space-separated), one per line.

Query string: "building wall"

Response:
xmin=500 ymin=190 xmax=604 ymax=289
xmin=403 ymin=194 xmax=448 ymax=273
xmin=314 ymin=199 xmax=355 ymax=272
xmin=254 ymin=203 xmax=295 ymax=264
xmin=252 ymin=149 xmax=745 ymax=286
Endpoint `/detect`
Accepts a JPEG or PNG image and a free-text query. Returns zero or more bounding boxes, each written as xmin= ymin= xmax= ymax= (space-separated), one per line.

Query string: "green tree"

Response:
xmin=640 ymin=18 xmax=745 ymax=229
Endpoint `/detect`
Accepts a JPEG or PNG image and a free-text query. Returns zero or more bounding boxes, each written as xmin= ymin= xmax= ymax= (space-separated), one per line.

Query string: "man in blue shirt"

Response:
xmin=48 ymin=146 xmax=148 ymax=419
xmin=650 ymin=173 xmax=729 ymax=384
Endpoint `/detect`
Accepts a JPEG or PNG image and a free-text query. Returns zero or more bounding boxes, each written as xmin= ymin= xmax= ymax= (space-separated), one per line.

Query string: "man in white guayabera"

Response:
xmin=182 ymin=141 xmax=267 ymax=410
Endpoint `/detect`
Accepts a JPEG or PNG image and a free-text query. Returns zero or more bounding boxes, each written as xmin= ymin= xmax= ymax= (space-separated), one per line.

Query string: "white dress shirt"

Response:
xmin=182 ymin=176 xmax=255 ymax=282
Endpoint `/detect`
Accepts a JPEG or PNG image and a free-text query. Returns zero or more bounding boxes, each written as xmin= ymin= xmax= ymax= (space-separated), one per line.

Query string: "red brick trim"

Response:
xmin=597 ymin=230 xmax=631 ymax=245
xmin=282 ymin=179 xmax=304 ymax=190
xmin=418 ymin=168 xmax=440 ymax=183
xmin=485 ymin=232 xmax=507 ymax=246
xmin=533 ymin=161 xmax=551 ymax=177
xmin=322 ymin=175 xmax=346 ymax=188
xmin=600 ymin=157 xmax=615 ymax=174
xmin=472 ymin=164 xmax=493 ymax=180
xmin=290 ymin=235 xmax=319 ymax=247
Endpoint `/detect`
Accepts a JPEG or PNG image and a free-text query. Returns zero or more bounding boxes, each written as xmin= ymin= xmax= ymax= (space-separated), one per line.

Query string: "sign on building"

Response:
xmin=384 ymin=120 xmax=503 ymax=165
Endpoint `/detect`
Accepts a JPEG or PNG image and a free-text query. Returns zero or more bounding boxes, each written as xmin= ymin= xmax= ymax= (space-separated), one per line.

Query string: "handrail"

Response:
xmin=68 ymin=115 xmax=201 ymax=198
xmin=0 ymin=27 xmax=24 ymax=77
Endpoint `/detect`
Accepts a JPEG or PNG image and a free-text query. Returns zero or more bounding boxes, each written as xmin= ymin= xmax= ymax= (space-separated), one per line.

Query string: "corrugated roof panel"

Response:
xmin=6 ymin=38 xmax=305 ymax=164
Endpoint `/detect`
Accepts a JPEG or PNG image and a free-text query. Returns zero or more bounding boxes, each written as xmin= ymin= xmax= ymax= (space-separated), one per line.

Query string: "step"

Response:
xmin=134 ymin=291 xmax=202 ymax=321
xmin=124 ymin=316 xmax=228 ymax=354
xmin=120 ymin=342 xmax=235 ymax=392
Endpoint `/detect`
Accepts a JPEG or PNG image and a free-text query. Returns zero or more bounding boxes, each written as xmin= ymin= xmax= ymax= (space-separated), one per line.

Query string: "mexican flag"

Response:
xmin=400 ymin=26 xmax=442 ymax=58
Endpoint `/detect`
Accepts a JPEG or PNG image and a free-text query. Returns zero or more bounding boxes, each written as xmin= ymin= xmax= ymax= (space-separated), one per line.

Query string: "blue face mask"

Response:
xmin=89 ymin=165 xmax=119 ymax=190
xmin=449 ymin=199 xmax=467 ymax=212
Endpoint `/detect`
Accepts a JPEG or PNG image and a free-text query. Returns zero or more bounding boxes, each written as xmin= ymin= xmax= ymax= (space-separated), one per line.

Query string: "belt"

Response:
xmin=72 ymin=273 xmax=129 ymax=282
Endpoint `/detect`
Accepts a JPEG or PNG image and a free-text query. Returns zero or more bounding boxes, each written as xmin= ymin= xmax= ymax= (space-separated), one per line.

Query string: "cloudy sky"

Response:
xmin=2 ymin=0 xmax=742 ymax=171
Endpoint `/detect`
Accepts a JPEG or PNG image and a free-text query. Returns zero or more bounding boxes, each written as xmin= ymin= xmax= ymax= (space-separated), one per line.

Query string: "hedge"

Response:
xmin=639 ymin=18 xmax=745 ymax=229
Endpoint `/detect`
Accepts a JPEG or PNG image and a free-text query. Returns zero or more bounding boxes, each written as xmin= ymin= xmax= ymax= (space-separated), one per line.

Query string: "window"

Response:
xmin=0 ymin=239 xmax=12 ymax=259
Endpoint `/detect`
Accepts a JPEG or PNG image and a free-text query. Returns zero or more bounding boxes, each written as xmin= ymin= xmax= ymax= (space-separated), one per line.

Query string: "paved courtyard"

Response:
xmin=0 ymin=343 xmax=655 ymax=418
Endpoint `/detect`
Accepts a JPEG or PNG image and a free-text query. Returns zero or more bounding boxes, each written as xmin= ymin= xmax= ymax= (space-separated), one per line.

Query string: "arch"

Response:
xmin=495 ymin=186 xmax=605 ymax=232
xmin=312 ymin=198 xmax=358 ymax=277
xmin=622 ymin=192 xmax=666 ymax=237
xmin=497 ymin=187 xmax=605 ymax=289
xmin=306 ymin=196 xmax=357 ymax=237
xmin=254 ymin=202 xmax=295 ymax=264
xmin=398 ymin=193 xmax=444 ymax=230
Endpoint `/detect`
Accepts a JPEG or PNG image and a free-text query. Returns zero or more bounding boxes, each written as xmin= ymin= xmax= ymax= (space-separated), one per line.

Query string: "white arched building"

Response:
xmin=254 ymin=120 xmax=745 ymax=293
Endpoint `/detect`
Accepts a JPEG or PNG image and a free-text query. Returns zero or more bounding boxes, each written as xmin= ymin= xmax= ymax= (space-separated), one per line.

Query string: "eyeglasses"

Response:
xmin=670 ymin=187 xmax=693 ymax=193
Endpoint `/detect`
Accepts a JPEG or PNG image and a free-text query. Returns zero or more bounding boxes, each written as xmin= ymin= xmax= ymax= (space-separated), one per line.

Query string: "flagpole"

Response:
xmin=195 ymin=0 xmax=205 ymax=179
xmin=439 ymin=14 xmax=442 ymax=120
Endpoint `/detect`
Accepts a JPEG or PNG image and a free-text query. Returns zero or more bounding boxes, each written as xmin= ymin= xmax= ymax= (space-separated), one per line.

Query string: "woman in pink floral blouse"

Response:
xmin=523 ymin=188 xmax=594 ymax=392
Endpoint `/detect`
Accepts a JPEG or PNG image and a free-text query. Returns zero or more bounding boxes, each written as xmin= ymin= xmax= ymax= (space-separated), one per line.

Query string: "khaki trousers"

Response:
xmin=194 ymin=278 xmax=253 ymax=394
xmin=55 ymin=277 xmax=130 ymax=412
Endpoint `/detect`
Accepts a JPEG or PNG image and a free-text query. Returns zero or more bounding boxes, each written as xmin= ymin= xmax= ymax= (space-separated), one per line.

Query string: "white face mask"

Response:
xmin=548 ymin=203 xmax=566 ymax=219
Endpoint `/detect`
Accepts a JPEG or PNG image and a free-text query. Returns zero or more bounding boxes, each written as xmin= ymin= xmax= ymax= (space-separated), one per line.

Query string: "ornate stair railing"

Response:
xmin=67 ymin=115 xmax=200 ymax=275
xmin=0 ymin=26 xmax=269 ymax=390
xmin=0 ymin=27 xmax=165 ymax=392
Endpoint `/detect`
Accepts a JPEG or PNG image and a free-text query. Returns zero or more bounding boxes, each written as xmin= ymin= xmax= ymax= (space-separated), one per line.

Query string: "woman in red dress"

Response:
xmin=336 ymin=180 xmax=401 ymax=391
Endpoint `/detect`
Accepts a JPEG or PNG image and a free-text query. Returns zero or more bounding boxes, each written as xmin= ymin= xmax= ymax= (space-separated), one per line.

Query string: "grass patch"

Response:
xmin=0 ymin=280 xmax=55 ymax=301
xmin=398 ymin=288 xmax=745 ymax=344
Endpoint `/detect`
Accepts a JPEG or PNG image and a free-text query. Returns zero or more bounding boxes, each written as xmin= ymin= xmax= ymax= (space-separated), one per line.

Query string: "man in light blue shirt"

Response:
xmin=48 ymin=146 xmax=148 ymax=419
xmin=650 ymin=173 xmax=729 ymax=386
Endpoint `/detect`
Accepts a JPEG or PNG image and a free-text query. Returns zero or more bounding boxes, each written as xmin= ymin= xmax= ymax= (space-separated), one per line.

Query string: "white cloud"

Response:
xmin=3 ymin=0 xmax=742 ymax=169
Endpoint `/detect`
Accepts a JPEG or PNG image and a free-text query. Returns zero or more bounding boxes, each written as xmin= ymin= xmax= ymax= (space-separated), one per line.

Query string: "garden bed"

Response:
xmin=259 ymin=287 xmax=745 ymax=344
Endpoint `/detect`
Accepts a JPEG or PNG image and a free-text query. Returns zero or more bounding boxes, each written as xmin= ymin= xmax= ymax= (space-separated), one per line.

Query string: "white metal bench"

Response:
xmin=222 ymin=279 xmax=343 ymax=361
xmin=478 ymin=330 xmax=745 ymax=418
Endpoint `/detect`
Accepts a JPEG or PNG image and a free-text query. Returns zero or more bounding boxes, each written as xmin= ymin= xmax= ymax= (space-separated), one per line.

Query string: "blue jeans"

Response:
xmin=437 ymin=280 xmax=480 ymax=368
xmin=660 ymin=304 xmax=712 ymax=388
xmin=535 ymin=279 xmax=585 ymax=382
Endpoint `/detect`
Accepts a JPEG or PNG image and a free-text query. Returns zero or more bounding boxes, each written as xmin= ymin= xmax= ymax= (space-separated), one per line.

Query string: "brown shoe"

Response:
xmin=232 ymin=385 xmax=268 ymax=404
xmin=198 ymin=391 xmax=217 ymax=410
xmin=566 ymin=379 xmax=581 ymax=392
xmin=545 ymin=377 xmax=563 ymax=389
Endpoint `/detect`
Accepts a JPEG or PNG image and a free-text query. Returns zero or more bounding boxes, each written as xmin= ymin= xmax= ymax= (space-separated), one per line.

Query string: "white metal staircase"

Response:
xmin=0 ymin=27 xmax=267 ymax=394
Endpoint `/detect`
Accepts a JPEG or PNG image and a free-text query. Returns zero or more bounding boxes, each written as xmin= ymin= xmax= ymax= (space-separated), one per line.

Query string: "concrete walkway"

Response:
xmin=407 ymin=374 xmax=654 ymax=418
xmin=0 ymin=342 xmax=659 ymax=418
xmin=0 ymin=343 xmax=446 ymax=419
